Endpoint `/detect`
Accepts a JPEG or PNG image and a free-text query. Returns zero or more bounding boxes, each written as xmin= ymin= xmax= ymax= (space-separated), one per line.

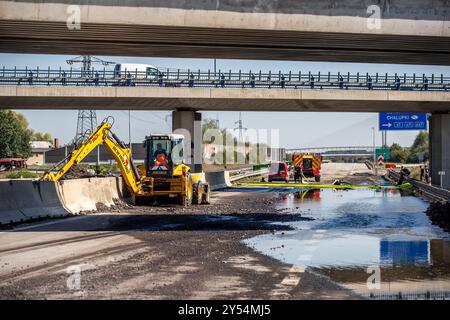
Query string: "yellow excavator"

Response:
xmin=41 ymin=117 xmax=210 ymax=206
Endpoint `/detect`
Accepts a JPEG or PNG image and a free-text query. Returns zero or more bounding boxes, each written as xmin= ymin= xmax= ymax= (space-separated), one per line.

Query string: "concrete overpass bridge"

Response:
xmin=0 ymin=68 xmax=449 ymax=112
xmin=0 ymin=0 xmax=449 ymax=65
xmin=287 ymin=146 xmax=376 ymax=159
xmin=1 ymin=86 xmax=449 ymax=113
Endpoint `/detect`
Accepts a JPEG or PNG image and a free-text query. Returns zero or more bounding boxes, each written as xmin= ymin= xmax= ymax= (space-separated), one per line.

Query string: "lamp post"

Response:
xmin=128 ymin=109 xmax=132 ymax=154
xmin=372 ymin=127 xmax=376 ymax=174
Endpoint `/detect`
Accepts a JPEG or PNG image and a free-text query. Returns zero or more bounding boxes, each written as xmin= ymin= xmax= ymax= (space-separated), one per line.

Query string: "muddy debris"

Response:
xmin=61 ymin=164 xmax=92 ymax=180
xmin=426 ymin=201 xmax=450 ymax=232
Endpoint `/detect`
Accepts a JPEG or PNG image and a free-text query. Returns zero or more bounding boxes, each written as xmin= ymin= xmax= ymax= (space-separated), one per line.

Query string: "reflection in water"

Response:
xmin=380 ymin=240 xmax=429 ymax=265
xmin=244 ymin=188 xmax=450 ymax=299
xmin=281 ymin=189 xmax=321 ymax=205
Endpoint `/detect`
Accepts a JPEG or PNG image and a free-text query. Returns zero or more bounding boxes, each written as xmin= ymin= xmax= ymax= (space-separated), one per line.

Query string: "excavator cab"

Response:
xmin=145 ymin=134 xmax=185 ymax=178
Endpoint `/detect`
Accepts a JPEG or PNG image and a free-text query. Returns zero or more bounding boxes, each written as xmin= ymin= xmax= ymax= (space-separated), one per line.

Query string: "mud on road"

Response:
xmin=0 ymin=191 xmax=362 ymax=300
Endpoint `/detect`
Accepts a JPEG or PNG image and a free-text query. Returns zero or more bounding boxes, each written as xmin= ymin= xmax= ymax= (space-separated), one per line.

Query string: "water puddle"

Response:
xmin=244 ymin=188 xmax=450 ymax=299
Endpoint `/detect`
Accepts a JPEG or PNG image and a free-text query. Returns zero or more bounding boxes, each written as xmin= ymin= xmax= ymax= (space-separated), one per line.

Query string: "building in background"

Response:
xmin=27 ymin=141 xmax=53 ymax=166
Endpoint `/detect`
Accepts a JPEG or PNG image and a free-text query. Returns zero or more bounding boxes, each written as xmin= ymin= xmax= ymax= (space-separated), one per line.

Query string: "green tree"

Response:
xmin=0 ymin=110 xmax=32 ymax=158
xmin=202 ymin=118 xmax=219 ymax=138
xmin=389 ymin=143 xmax=409 ymax=163
xmin=31 ymin=131 xmax=53 ymax=143
xmin=407 ymin=131 xmax=429 ymax=163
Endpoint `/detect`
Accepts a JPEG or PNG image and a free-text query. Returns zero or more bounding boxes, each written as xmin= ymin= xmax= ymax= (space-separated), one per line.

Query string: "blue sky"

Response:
xmin=2 ymin=53 xmax=449 ymax=148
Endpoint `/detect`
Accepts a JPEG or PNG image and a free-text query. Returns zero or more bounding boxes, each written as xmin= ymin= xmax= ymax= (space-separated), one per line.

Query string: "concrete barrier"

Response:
xmin=0 ymin=176 xmax=128 ymax=225
xmin=57 ymin=177 xmax=127 ymax=213
xmin=0 ymin=179 xmax=69 ymax=225
xmin=205 ymin=171 xmax=232 ymax=191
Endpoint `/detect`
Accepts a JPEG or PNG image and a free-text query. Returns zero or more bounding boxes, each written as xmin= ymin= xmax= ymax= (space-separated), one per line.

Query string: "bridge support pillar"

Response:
xmin=172 ymin=110 xmax=202 ymax=173
xmin=429 ymin=113 xmax=450 ymax=188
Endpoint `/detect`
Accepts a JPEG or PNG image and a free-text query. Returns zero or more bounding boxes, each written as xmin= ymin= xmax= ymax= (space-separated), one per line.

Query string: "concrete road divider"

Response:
xmin=0 ymin=177 xmax=128 ymax=225
xmin=205 ymin=171 xmax=232 ymax=191
xmin=0 ymin=179 xmax=69 ymax=225
xmin=57 ymin=177 xmax=127 ymax=213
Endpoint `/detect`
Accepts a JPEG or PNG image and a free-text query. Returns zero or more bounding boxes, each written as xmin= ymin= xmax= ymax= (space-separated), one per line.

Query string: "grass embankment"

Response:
xmin=1 ymin=169 xmax=40 ymax=179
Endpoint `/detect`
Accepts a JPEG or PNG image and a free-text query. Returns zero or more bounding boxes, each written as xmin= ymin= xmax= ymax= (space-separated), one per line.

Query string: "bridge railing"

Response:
xmin=0 ymin=67 xmax=449 ymax=91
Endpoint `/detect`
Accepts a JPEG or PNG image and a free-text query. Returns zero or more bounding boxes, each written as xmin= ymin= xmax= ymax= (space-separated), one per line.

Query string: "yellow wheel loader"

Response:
xmin=41 ymin=117 xmax=210 ymax=206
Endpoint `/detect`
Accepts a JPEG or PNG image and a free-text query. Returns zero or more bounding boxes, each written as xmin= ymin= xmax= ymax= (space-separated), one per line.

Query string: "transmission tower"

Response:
xmin=66 ymin=55 xmax=116 ymax=141
xmin=215 ymin=114 xmax=220 ymax=128
xmin=234 ymin=112 xmax=247 ymax=142
xmin=75 ymin=110 xmax=98 ymax=141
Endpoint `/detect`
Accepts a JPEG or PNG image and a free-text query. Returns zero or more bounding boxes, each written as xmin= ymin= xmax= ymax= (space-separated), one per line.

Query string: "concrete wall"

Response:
xmin=57 ymin=177 xmax=127 ymax=213
xmin=172 ymin=110 xmax=202 ymax=172
xmin=429 ymin=114 xmax=450 ymax=189
xmin=44 ymin=143 xmax=146 ymax=164
xmin=205 ymin=171 xmax=232 ymax=190
xmin=0 ymin=177 xmax=128 ymax=225
xmin=0 ymin=179 xmax=69 ymax=224
xmin=26 ymin=152 xmax=44 ymax=166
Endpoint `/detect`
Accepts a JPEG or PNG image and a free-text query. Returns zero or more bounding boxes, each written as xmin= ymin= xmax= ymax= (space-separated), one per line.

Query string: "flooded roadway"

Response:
xmin=243 ymin=187 xmax=450 ymax=299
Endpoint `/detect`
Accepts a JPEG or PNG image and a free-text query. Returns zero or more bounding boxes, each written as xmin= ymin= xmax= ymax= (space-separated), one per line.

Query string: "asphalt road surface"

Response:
xmin=0 ymin=191 xmax=362 ymax=300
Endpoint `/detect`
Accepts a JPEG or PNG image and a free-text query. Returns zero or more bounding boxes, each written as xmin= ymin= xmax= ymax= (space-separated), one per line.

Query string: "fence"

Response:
xmin=0 ymin=67 xmax=449 ymax=91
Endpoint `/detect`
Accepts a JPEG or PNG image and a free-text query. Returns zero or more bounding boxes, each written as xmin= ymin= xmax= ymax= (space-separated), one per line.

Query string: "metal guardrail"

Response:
xmin=387 ymin=169 xmax=450 ymax=202
xmin=287 ymin=146 xmax=379 ymax=153
xmin=229 ymin=168 xmax=268 ymax=182
xmin=0 ymin=67 xmax=449 ymax=91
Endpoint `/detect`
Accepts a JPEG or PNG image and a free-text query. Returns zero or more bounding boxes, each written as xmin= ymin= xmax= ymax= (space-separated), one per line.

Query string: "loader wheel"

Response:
xmin=180 ymin=191 xmax=192 ymax=207
xmin=192 ymin=183 xmax=202 ymax=205
xmin=315 ymin=175 xmax=321 ymax=182
xmin=201 ymin=184 xmax=211 ymax=205
xmin=180 ymin=174 xmax=193 ymax=207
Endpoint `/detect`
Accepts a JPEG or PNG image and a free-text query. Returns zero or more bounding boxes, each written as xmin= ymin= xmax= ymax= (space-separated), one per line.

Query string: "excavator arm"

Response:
xmin=41 ymin=118 xmax=142 ymax=195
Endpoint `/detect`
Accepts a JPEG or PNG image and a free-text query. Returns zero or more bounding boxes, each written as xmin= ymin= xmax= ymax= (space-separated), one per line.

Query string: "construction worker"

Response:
xmin=395 ymin=75 xmax=401 ymax=90
xmin=153 ymin=143 xmax=169 ymax=166
xmin=153 ymin=143 xmax=167 ymax=158
xmin=158 ymin=72 xmax=164 ymax=87
xmin=126 ymin=72 xmax=132 ymax=86
xmin=250 ymin=73 xmax=256 ymax=88
xmin=28 ymin=71 xmax=33 ymax=85
xmin=61 ymin=71 xmax=67 ymax=86
xmin=367 ymin=75 xmax=373 ymax=90
xmin=424 ymin=165 xmax=430 ymax=184
xmin=94 ymin=71 xmax=99 ymax=86
xmin=397 ymin=166 xmax=405 ymax=185
xmin=423 ymin=76 xmax=429 ymax=91
xmin=280 ymin=75 xmax=286 ymax=88
xmin=294 ymin=165 xmax=302 ymax=184
xmin=220 ymin=73 xmax=225 ymax=88
xmin=188 ymin=73 xmax=194 ymax=87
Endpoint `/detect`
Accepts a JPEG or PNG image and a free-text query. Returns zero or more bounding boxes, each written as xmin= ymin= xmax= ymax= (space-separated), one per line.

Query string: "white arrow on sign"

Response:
xmin=382 ymin=123 xmax=393 ymax=128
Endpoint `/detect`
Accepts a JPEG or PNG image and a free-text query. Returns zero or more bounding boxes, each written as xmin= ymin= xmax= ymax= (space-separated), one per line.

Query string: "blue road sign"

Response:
xmin=379 ymin=113 xmax=428 ymax=131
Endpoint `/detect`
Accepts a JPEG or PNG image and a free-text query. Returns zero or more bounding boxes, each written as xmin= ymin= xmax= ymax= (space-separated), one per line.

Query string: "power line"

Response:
xmin=67 ymin=55 xmax=116 ymax=143
xmin=234 ymin=112 xmax=247 ymax=142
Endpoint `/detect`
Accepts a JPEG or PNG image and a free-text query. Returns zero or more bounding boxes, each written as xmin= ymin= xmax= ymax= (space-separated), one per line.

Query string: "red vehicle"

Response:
xmin=268 ymin=161 xmax=289 ymax=183
xmin=0 ymin=158 xmax=26 ymax=172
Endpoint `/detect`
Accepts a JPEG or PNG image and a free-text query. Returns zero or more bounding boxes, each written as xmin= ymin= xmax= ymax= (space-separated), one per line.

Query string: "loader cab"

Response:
xmin=145 ymin=134 xmax=185 ymax=177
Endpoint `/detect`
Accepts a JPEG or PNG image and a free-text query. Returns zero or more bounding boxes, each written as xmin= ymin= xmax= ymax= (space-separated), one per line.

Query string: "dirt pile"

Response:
xmin=426 ymin=201 xmax=450 ymax=232
xmin=61 ymin=165 xmax=92 ymax=180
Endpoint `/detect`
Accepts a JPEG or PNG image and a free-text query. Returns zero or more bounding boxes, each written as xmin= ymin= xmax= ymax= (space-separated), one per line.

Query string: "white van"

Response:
xmin=114 ymin=63 xmax=159 ymax=79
